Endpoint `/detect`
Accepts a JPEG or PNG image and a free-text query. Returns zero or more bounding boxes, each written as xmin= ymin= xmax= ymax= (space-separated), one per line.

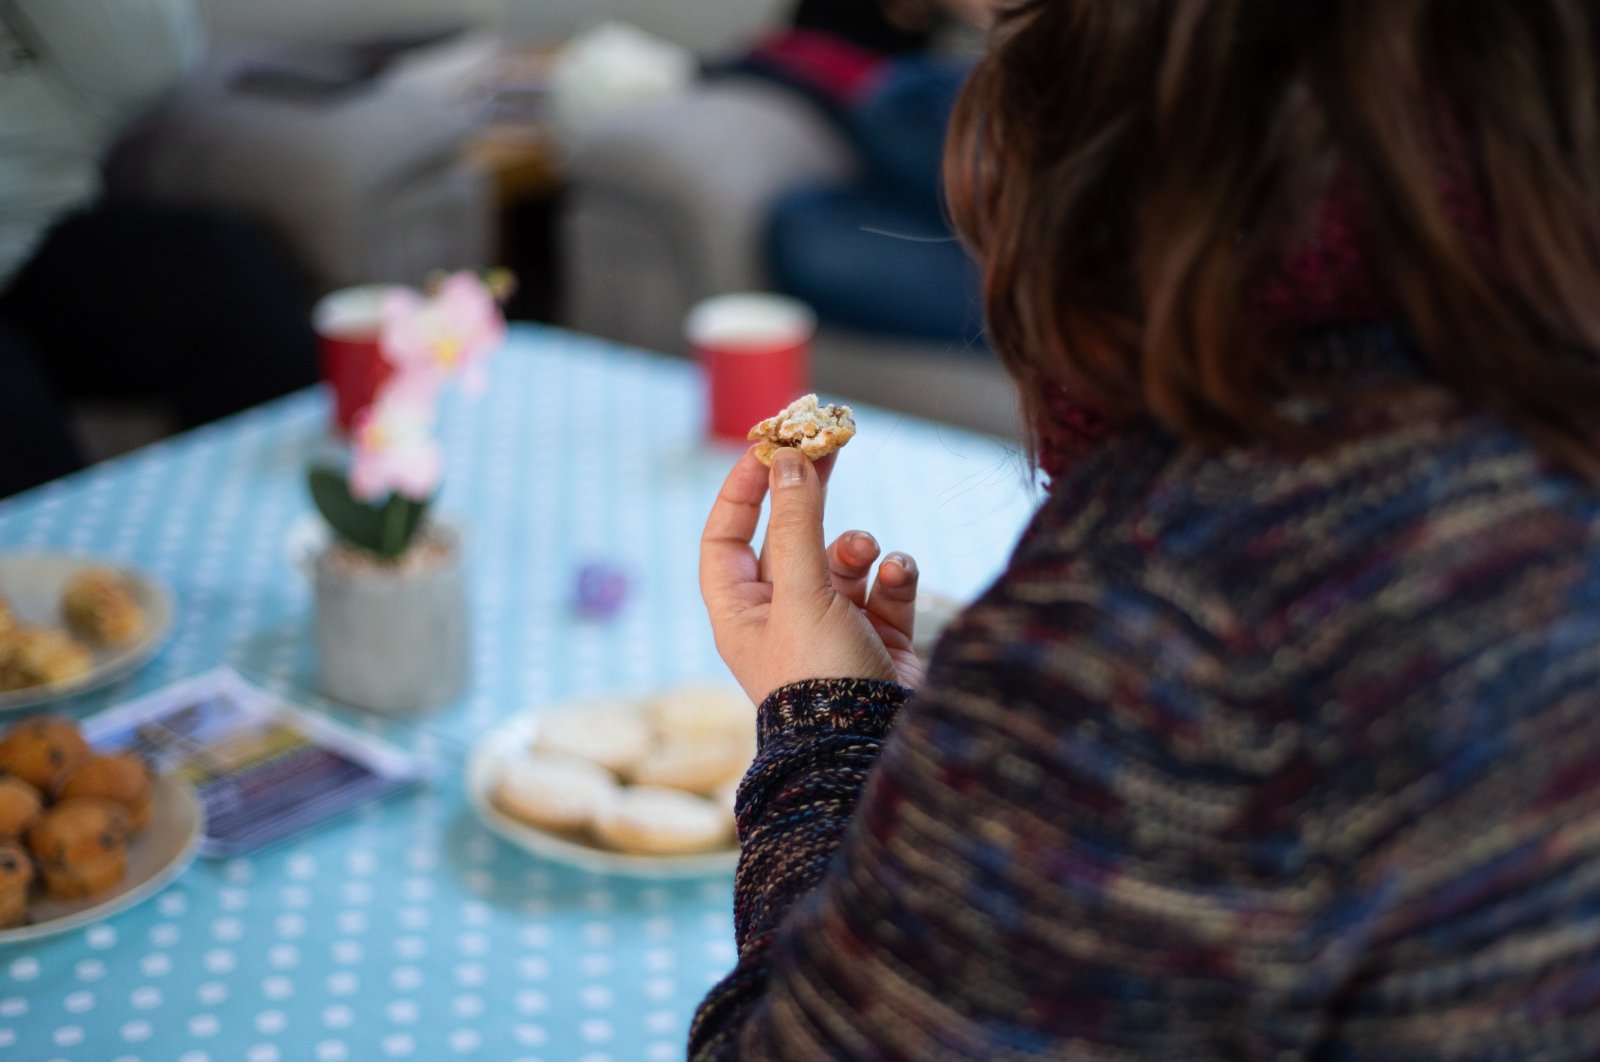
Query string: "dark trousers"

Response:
xmin=0 ymin=202 xmax=318 ymax=498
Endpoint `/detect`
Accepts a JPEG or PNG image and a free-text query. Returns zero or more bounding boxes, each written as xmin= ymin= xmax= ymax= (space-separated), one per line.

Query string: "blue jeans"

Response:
xmin=765 ymin=59 xmax=984 ymax=345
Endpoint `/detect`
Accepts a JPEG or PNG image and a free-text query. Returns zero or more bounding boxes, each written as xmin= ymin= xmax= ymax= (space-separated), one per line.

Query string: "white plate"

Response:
xmin=0 ymin=554 xmax=174 ymax=711
xmin=0 ymin=774 xmax=204 ymax=945
xmin=466 ymin=709 xmax=740 ymax=879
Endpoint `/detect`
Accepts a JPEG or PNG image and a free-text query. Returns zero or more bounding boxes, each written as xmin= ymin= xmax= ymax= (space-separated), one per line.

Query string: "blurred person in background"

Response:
xmin=695 ymin=0 xmax=1600 ymax=1057
xmin=0 ymin=0 xmax=316 ymax=499
xmin=726 ymin=0 xmax=991 ymax=344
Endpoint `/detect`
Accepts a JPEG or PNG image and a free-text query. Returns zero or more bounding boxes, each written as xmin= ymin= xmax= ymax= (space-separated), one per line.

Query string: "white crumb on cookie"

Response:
xmin=747 ymin=394 xmax=856 ymax=466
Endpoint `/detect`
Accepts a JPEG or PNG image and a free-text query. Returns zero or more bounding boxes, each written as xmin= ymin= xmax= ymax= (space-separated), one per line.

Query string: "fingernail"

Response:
xmin=847 ymin=531 xmax=878 ymax=556
xmin=886 ymin=552 xmax=916 ymax=575
xmin=772 ymin=449 xmax=805 ymax=486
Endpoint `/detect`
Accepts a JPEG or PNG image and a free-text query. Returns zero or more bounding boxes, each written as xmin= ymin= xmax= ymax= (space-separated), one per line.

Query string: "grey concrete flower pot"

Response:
xmin=313 ymin=530 xmax=468 ymax=713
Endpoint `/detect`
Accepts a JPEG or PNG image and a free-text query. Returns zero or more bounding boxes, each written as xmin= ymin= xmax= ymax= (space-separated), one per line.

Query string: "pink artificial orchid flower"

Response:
xmin=379 ymin=272 xmax=506 ymax=395
xmin=348 ymin=387 xmax=444 ymax=502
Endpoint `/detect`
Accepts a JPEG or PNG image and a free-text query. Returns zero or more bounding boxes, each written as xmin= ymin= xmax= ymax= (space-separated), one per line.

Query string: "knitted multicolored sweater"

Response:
xmin=690 ymin=330 xmax=1600 ymax=1059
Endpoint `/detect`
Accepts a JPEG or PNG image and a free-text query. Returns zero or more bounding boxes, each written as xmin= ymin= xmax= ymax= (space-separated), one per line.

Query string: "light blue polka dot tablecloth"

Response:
xmin=0 ymin=325 xmax=1040 ymax=1062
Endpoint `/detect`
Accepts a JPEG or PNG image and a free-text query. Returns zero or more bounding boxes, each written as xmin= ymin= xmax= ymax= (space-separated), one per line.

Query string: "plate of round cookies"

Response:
xmin=466 ymin=686 xmax=757 ymax=877
xmin=0 ymin=714 xmax=202 ymax=944
xmin=0 ymin=554 xmax=174 ymax=711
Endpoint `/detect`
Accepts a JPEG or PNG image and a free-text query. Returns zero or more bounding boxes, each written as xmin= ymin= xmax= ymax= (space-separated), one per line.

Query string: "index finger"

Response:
xmin=700 ymin=449 xmax=771 ymax=608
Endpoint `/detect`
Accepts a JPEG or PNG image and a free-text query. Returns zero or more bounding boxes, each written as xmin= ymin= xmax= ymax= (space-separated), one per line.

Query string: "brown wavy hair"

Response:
xmin=946 ymin=0 xmax=1600 ymax=472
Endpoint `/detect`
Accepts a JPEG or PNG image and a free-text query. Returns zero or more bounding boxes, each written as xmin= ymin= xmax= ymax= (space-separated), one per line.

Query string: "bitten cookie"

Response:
xmin=27 ymin=797 xmax=130 ymax=899
xmin=747 ymin=394 xmax=856 ymax=466
xmin=53 ymin=754 xmax=154 ymax=833
xmin=0 ymin=839 xmax=33 ymax=928
xmin=0 ymin=776 xmax=43 ymax=839
xmin=61 ymin=567 xmax=146 ymax=647
xmin=532 ymin=702 xmax=653 ymax=776
xmin=494 ymin=753 xmax=618 ymax=836
xmin=0 ymin=715 xmax=91 ymax=790
xmin=591 ymin=786 xmax=733 ymax=856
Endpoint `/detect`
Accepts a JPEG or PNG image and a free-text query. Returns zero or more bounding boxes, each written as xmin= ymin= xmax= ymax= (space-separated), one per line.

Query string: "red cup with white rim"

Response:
xmin=686 ymin=294 xmax=816 ymax=444
xmin=314 ymin=285 xmax=398 ymax=434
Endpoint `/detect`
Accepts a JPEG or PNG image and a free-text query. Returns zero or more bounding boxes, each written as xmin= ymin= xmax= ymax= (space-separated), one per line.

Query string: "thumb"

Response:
xmin=765 ymin=449 xmax=830 ymax=604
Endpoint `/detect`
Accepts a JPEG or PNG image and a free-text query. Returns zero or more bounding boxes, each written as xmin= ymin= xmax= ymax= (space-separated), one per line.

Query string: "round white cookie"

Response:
xmin=630 ymin=734 xmax=754 ymax=796
xmin=494 ymin=753 xmax=618 ymax=835
xmin=592 ymin=786 xmax=733 ymax=856
xmin=532 ymin=701 xmax=652 ymax=775
xmin=647 ymin=686 xmax=754 ymax=739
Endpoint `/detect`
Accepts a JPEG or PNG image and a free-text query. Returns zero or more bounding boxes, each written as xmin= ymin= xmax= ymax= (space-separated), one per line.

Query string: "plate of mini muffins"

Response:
xmin=0 ymin=554 xmax=174 ymax=711
xmin=466 ymin=686 xmax=756 ymax=877
xmin=0 ymin=714 xmax=202 ymax=943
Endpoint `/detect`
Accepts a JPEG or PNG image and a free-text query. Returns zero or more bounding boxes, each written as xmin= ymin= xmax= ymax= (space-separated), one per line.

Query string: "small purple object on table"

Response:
xmin=574 ymin=562 xmax=630 ymax=619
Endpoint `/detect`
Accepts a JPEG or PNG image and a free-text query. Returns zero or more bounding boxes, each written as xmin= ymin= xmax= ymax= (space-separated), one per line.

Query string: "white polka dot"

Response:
xmin=188 ymin=1014 xmax=220 ymax=1038
xmin=178 ymin=1050 xmax=210 ymax=1062
xmin=457 ymin=932 xmax=489 ymax=956
xmin=111 ymin=1055 xmax=138 ymax=1062
xmin=130 ymin=987 xmax=162 ymax=1010
xmin=280 ymin=885 xmax=311 ymax=909
xmin=255 ymin=1010 xmax=287 ymax=1035
xmin=461 ymin=899 xmax=491 ymax=926
xmin=514 ymin=1024 xmax=547 ymax=1046
xmin=287 ymin=853 xmax=316 ymax=880
xmin=268 ymin=944 xmax=299 ymax=969
xmin=392 ymin=966 xmax=423 ymax=992
xmin=75 ymin=959 xmax=106 ymax=982
xmin=261 ymin=976 xmax=293 ymax=1000
xmin=8 ymin=957 xmax=39 ymax=981
xmin=223 ymin=859 xmax=253 ymax=884
xmin=582 ymin=985 xmax=614 ymax=1009
xmin=140 ymin=953 xmax=172 ymax=977
xmin=398 ymin=908 xmax=429 ymax=930
xmin=582 ymin=922 xmax=612 ymax=947
xmin=581 ymin=1019 xmax=613 ymax=1043
xmin=336 ymin=911 xmax=367 ymax=935
xmin=581 ymin=954 xmax=613 ymax=977
xmin=346 ymin=849 xmax=377 ymax=875
xmin=327 ymin=971 xmax=359 ymax=996
xmin=515 ymin=989 xmax=547 ymax=1014
xmin=87 ymin=925 xmax=117 ymax=949
xmin=247 ymin=1044 xmax=280 ymax=1062
xmin=219 ymin=888 xmax=250 ymax=912
xmin=341 ymin=881 xmax=373 ymax=905
xmin=0 ymin=997 xmax=25 ymax=1018
xmin=643 ymin=949 xmax=673 ymax=972
xmin=332 ymin=940 xmax=363 ymax=964
xmin=53 ymin=1025 xmax=84 ymax=1046
xmin=158 ymin=892 xmax=189 ymax=917
xmin=449 ymin=1029 xmax=481 ymax=1054
xmin=315 ymin=1039 xmax=349 ymax=1062
xmin=518 ymin=925 xmax=551 ymax=948
xmin=394 ymin=936 xmax=426 ymax=960
xmin=644 ymin=978 xmax=674 ymax=1001
xmin=386 ymin=999 xmax=419 ymax=1024
xmin=464 ymin=870 xmax=493 ymax=894
xmin=454 ymin=962 xmax=486 ymax=987
xmin=646 ymin=1009 xmax=678 ymax=1034
xmin=203 ymin=949 xmax=235 ymax=974
xmin=0 ymin=1030 xmax=13 ymax=1048
xmin=579 ymin=1053 xmax=612 ymax=1062
xmin=212 ymin=918 xmax=244 ymax=942
xmin=401 ymin=879 xmax=432 ymax=902
xmin=275 ymin=913 xmax=306 ymax=938
xmin=121 ymin=1019 xmax=152 ymax=1042
xmin=646 ymin=1044 xmax=677 ymax=1062
xmin=323 ymin=1004 xmax=353 ymax=1029
xmin=382 ymin=1033 xmax=415 ymax=1057
xmin=452 ymin=994 xmax=484 ymax=1018
xmin=150 ymin=923 xmax=181 ymax=947
xmin=405 ymin=848 xmax=435 ymax=872
xmin=64 ymin=991 xmax=95 ymax=1014
xmin=704 ymin=939 xmax=735 ymax=963
xmin=197 ymin=982 xmax=228 ymax=1006
xmin=517 ymin=956 xmax=549 ymax=980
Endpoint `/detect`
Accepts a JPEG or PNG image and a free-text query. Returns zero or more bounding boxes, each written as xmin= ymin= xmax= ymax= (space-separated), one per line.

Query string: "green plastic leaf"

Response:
xmin=309 ymin=467 xmax=386 ymax=555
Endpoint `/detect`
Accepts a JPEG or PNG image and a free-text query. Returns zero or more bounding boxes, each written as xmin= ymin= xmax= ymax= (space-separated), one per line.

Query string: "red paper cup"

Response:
xmin=687 ymin=294 xmax=817 ymax=444
xmin=314 ymin=285 xmax=397 ymax=433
